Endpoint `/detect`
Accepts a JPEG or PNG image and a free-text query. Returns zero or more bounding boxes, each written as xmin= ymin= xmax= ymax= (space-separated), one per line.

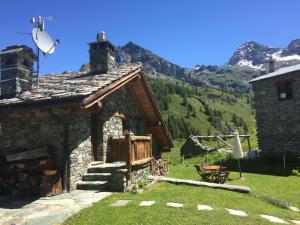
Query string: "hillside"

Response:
xmin=147 ymin=76 xmax=257 ymax=146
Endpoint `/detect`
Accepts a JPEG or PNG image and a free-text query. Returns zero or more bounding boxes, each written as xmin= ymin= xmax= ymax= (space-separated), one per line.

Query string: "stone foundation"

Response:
xmin=131 ymin=163 xmax=151 ymax=185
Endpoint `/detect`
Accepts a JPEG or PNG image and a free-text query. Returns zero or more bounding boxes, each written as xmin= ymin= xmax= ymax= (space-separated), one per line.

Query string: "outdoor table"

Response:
xmin=202 ymin=165 xmax=228 ymax=183
xmin=202 ymin=165 xmax=227 ymax=171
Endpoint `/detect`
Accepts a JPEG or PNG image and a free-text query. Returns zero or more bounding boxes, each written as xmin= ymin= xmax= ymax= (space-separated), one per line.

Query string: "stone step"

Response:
xmin=90 ymin=161 xmax=104 ymax=166
xmin=82 ymin=173 xmax=111 ymax=181
xmin=87 ymin=162 xmax=126 ymax=173
xmin=76 ymin=181 xmax=108 ymax=190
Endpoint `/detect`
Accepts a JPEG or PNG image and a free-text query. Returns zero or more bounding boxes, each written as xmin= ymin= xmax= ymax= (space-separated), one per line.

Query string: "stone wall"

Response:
xmin=0 ymin=109 xmax=92 ymax=191
xmin=131 ymin=163 xmax=151 ymax=184
xmin=252 ymin=71 xmax=300 ymax=157
xmin=68 ymin=114 xmax=92 ymax=190
xmin=97 ymin=86 xmax=150 ymax=162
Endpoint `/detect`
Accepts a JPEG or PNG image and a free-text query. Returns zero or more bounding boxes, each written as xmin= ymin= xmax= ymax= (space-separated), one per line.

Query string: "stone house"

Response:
xmin=250 ymin=64 xmax=300 ymax=158
xmin=0 ymin=34 xmax=172 ymax=196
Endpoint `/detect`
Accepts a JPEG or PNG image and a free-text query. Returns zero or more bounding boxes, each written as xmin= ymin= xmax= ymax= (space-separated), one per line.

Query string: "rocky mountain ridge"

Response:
xmin=228 ymin=39 xmax=300 ymax=69
xmin=82 ymin=38 xmax=300 ymax=93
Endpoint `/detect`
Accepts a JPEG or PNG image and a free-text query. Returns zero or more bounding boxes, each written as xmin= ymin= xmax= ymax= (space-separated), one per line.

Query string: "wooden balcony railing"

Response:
xmin=110 ymin=132 xmax=152 ymax=182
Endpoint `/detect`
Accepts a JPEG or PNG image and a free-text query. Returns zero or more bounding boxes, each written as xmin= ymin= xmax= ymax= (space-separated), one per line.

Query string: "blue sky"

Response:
xmin=1 ymin=0 xmax=300 ymax=74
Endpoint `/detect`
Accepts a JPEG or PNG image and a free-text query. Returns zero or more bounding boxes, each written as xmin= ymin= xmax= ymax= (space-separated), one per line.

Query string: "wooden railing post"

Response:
xmin=148 ymin=134 xmax=152 ymax=158
xmin=125 ymin=131 xmax=131 ymax=184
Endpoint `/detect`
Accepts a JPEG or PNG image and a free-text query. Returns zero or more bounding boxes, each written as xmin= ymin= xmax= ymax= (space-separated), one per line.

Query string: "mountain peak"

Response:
xmin=118 ymin=41 xmax=186 ymax=77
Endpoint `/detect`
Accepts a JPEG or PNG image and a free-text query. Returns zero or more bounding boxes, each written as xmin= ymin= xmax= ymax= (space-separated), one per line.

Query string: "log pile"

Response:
xmin=151 ymin=158 xmax=168 ymax=176
xmin=0 ymin=147 xmax=62 ymax=197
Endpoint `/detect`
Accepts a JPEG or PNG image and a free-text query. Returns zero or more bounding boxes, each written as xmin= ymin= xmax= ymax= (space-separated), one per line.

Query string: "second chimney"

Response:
xmin=269 ymin=57 xmax=275 ymax=73
xmin=89 ymin=32 xmax=116 ymax=74
xmin=0 ymin=45 xmax=36 ymax=97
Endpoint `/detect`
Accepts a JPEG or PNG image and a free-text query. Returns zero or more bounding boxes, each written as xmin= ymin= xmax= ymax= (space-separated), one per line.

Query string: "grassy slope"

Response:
xmin=65 ymin=183 xmax=300 ymax=225
xmin=65 ymin=141 xmax=300 ymax=225
xmin=149 ymin=76 xmax=257 ymax=147
xmin=163 ymin=140 xmax=300 ymax=208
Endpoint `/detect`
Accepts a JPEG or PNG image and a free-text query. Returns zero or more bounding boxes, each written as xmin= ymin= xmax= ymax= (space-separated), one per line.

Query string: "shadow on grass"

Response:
xmin=219 ymin=156 xmax=300 ymax=177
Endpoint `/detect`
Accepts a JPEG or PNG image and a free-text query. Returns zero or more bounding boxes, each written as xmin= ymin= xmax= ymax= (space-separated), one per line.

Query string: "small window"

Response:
xmin=276 ymin=79 xmax=294 ymax=100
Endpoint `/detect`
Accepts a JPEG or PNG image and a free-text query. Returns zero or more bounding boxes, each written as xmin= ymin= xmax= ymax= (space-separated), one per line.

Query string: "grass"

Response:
xmin=65 ymin=140 xmax=300 ymax=225
xmin=164 ymin=140 xmax=300 ymax=208
xmin=65 ymin=183 xmax=300 ymax=225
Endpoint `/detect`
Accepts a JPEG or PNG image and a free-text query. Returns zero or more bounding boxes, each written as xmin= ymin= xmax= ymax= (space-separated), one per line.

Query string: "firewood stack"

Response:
xmin=151 ymin=158 xmax=168 ymax=176
xmin=0 ymin=147 xmax=62 ymax=197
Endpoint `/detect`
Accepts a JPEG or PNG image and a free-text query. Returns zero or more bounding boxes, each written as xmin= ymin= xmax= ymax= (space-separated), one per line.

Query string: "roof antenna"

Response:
xmin=30 ymin=16 xmax=59 ymax=86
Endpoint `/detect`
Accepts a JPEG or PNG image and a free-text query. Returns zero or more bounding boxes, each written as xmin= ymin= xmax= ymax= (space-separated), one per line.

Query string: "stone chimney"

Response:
xmin=269 ymin=57 xmax=275 ymax=73
xmin=89 ymin=32 xmax=117 ymax=74
xmin=0 ymin=45 xmax=36 ymax=97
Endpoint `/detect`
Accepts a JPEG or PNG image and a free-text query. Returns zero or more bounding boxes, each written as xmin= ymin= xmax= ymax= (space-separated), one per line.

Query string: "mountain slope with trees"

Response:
xmin=147 ymin=76 xmax=257 ymax=145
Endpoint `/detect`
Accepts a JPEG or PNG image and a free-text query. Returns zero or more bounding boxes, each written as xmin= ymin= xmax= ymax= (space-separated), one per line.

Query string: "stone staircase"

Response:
xmin=76 ymin=161 xmax=127 ymax=191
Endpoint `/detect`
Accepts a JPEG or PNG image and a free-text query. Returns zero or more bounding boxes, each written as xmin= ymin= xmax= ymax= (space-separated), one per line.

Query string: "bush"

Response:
xmin=291 ymin=169 xmax=300 ymax=176
xmin=137 ymin=179 xmax=150 ymax=188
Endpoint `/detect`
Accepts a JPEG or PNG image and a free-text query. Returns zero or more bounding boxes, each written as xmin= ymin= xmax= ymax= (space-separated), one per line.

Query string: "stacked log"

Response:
xmin=151 ymin=158 xmax=168 ymax=176
xmin=40 ymin=170 xmax=62 ymax=197
xmin=0 ymin=147 xmax=62 ymax=197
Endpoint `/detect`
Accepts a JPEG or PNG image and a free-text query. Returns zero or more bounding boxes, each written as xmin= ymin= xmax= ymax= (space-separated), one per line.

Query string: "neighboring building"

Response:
xmin=180 ymin=135 xmax=214 ymax=157
xmin=249 ymin=64 xmax=300 ymax=158
xmin=0 ymin=34 xmax=172 ymax=196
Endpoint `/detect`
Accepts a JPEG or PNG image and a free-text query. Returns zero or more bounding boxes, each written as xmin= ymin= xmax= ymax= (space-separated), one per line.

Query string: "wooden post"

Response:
xmin=217 ymin=140 xmax=220 ymax=149
xmin=148 ymin=134 xmax=153 ymax=174
xmin=125 ymin=131 xmax=132 ymax=184
xmin=283 ymin=152 xmax=286 ymax=170
xmin=91 ymin=112 xmax=98 ymax=161
xmin=237 ymin=159 xmax=242 ymax=178
xmin=247 ymin=137 xmax=251 ymax=151
xmin=148 ymin=134 xmax=152 ymax=158
xmin=63 ymin=124 xmax=70 ymax=192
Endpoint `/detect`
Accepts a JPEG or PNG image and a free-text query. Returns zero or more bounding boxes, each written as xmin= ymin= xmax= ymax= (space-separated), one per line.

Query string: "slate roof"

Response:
xmin=0 ymin=63 xmax=141 ymax=108
xmin=249 ymin=64 xmax=300 ymax=83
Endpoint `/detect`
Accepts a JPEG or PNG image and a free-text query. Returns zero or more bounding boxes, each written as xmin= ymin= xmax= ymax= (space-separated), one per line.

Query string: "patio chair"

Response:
xmin=216 ymin=170 xmax=230 ymax=184
xmin=194 ymin=165 xmax=212 ymax=182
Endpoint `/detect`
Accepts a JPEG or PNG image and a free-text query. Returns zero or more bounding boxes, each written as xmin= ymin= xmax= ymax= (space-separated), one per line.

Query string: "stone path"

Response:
xmin=226 ymin=208 xmax=248 ymax=217
xmin=110 ymin=200 xmax=131 ymax=207
xmin=139 ymin=201 xmax=156 ymax=206
xmin=166 ymin=202 xmax=184 ymax=208
xmin=197 ymin=204 xmax=213 ymax=211
xmin=110 ymin=199 xmax=300 ymax=224
xmin=0 ymin=191 xmax=112 ymax=225
xmin=260 ymin=215 xmax=288 ymax=224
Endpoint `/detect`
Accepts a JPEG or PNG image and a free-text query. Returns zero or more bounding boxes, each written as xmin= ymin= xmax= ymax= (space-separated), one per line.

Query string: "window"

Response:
xmin=276 ymin=79 xmax=294 ymax=100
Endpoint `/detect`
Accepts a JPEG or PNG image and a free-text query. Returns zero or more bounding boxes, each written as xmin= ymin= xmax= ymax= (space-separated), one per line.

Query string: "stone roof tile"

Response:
xmin=0 ymin=63 xmax=141 ymax=107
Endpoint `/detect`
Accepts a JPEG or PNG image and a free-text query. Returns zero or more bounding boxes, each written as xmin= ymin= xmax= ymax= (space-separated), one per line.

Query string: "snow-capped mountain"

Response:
xmin=228 ymin=39 xmax=300 ymax=69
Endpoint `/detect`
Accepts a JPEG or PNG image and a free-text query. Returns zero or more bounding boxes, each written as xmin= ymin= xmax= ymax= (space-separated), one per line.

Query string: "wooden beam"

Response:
xmin=125 ymin=131 xmax=132 ymax=184
xmin=130 ymin=136 xmax=151 ymax=141
xmin=82 ymin=100 xmax=102 ymax=110
xmin=131 ymin=157 xmax=152 ymax=166
xmin=81 ymin=68 xmax=142 ymax=107
xmin=6 ymin=147 xmax=50 ymax=162
xmin=195 ymin=135 xmax=251 ymax=139
xmin=216 ymin=136 xmax=233 ymax=148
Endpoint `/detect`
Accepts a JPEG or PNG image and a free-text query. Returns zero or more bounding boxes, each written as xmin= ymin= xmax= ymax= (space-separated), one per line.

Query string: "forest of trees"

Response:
xmin=148 ymin=78 xmax=252 ymax=140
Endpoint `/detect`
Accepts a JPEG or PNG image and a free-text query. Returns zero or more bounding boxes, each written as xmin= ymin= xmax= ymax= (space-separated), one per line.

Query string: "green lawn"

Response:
xmin=65 ymin=140 xmax=300 ymax=225
xmin=166 ymin=140 xmax=300 ymax=208
xmin=65 ymin=183 xmax=300 ymax=225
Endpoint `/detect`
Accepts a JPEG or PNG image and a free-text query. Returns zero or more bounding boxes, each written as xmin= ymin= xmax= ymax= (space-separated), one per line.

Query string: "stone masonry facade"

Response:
xmin=97 ymin=86 xmax=160 ymax=162
xmin=0 ymin=86 xmax=160 ymax=191
xmin=0 ymin=109 xmax=92 ymax=191
xmin=252 ymin=71 xmax=300 ymax=157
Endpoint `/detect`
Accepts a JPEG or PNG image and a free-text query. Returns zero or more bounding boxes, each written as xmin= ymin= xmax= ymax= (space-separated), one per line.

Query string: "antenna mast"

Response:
xmin=30 ymin=16 xmax=59 ymax=86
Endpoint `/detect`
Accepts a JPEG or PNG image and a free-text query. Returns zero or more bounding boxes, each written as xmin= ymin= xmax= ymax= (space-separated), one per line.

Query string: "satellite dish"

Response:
xmin=32 ymin=28 xmax=55 ymax=55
